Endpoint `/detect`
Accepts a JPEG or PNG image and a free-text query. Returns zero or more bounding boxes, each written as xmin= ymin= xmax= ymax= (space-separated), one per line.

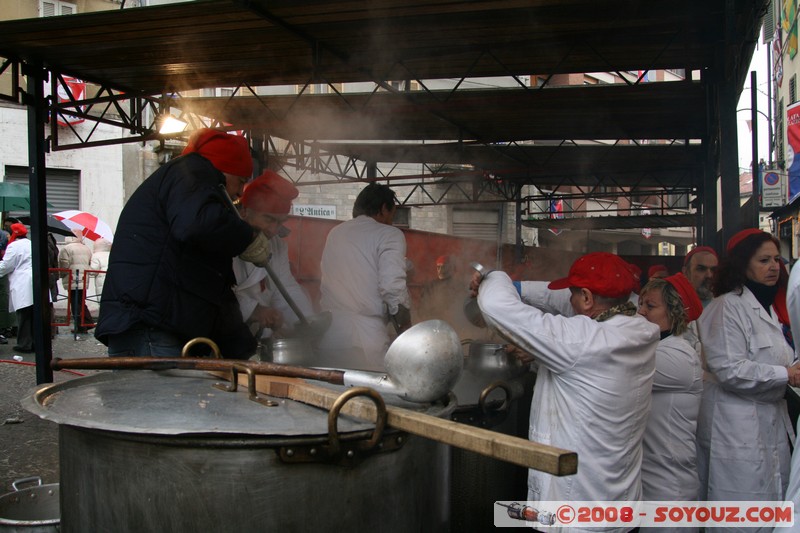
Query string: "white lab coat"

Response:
xmin=781 ymin=266 xmax=800 ymax=525
xmin=317 ymin=215 xmax=410 ymax=372
xmin=0 ymin=238 xmax=33 ymax=311
xmin=696 ymin=287 xmax=794 ymax=513
xmin=232 ymin=235 xmax=312 ymax=339
xmin=480 ymin=275 xmax=659 ymax=533
xmin=641 ymin=333 xmax=702 ymax=502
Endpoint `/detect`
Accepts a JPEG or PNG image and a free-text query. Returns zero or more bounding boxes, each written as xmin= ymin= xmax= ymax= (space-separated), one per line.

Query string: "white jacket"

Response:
xmin=318 ymin=215 xmax=410 ymax=372
xmin=781 ymin=265 xmax=800 ymax=524
xmin=0 ymin=238 xmax=33 ymax=311
xmin=232 ymin=235 xmax=312 ymax=338
xmin=696 ymin=287 xmax=794 ymax=512
xmin=59 ymin=237 xmax=93 ymax=290
xmin=641 ymin=333 xmax=703 ymax=502
xmin=479 ymin=275 xmax=659 ymax=533
xmin=90 ymin=238 xmax=111 ymax=296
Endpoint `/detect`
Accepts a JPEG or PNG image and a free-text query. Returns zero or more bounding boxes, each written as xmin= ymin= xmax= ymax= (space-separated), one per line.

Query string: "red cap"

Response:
xmin=648 ymin=264 xmax=669 ymax=278
xmin=664 ymin=272 xmax=703 ymax=322
xmin=684 ymin=246 xmax=718 ymax=266
xmin=182 ymin=128 xmax=253 ymax=177
xmin=436 ymin=255 xmax=451 ymax=266
xmin=726 ymin=228 xmax=767 ymax=254
xmin=548 ymin=252 xmax=633 ymax=298
xmin=240 ymin=170 xmax=299 ymax=215
xmin=8 ymin=223 xmax=27 ymax=243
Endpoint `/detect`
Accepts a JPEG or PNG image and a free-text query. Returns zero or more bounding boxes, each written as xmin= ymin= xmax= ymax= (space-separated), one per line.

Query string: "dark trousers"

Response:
xmin=15 ymin=305 xmax=33 ymax=351
xmin=69 ymin=289 xmax=93 ymax=331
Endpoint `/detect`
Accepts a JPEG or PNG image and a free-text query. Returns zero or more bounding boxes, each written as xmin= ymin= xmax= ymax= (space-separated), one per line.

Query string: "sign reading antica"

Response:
xmin=292 ymin=205 xmax=337 ymax=219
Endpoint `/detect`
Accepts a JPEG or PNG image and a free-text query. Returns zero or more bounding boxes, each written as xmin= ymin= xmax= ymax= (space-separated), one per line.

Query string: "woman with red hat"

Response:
xmin=0 ymin=223 xmax=35 ymax=352
xmin=637 ymin=272 xmax=703 ymax=504
xmin=696 ymin=229 xmax=800 ymax=509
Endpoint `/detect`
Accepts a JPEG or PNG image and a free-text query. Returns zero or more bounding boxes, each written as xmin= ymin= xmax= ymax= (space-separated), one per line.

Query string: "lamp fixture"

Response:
xmin=158 ymin=113 xmax=187 ymax=134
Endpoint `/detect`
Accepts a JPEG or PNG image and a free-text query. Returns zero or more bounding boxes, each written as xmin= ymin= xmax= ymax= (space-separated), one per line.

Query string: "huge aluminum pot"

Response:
xmin=450 ymin=340 xmax=535 ymax=533
xmin=0 ymin=477 xmax=59 ymax=533
xmin=24 ymin=370 xmax=452 ymax=533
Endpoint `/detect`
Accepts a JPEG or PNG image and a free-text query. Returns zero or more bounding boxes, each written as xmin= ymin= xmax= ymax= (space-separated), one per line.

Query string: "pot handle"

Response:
xmin=11 ymin=476 xmax=42 ymax=492
xmin=327 ymin=387 xmax=387 ymax=457
xmin=181 ymin=337 xmax=222 ymax=359
xmin=479 ymin=380 xmax=514 ymax=415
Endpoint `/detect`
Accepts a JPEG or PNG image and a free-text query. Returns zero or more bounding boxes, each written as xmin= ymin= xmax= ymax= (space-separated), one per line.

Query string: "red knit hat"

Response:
xmin=548 ymin=252 xmax=633 ymax=299
xmin=648 ymin=264 xmax=669 ymax=278
xmin=182 ymin=128 xmax=253 ymax=177
xmin=436 ymin=255 xmax=451 ymax=266
xmin=664 ymin=272 xmax=703 ymax=322
xmin=726 ymin=228 xmax=767 ymax=254
xmin=8 ymin=223 xmax=26 ymax=243
xmin=240 ymin=170 xmax=299 ymax=215
xmin=684 ymin=246 xmax=718 ymax=266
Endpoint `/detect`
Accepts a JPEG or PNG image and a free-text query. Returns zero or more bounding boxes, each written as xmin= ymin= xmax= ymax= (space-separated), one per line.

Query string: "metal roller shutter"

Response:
xmin=452 ymin=208 xmax=501 ymax=241
xmin=4 ymin=165 xmax=80 ymax=217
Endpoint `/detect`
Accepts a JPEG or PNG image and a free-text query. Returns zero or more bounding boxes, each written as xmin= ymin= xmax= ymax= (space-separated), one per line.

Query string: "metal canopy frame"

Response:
xmin=0 ymin=0 xmax=768 ymax=382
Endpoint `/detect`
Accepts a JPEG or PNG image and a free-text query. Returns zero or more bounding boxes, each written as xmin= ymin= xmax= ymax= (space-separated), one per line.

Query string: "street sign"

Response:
xmin=761 ymin=170 xmax=787 ymax=207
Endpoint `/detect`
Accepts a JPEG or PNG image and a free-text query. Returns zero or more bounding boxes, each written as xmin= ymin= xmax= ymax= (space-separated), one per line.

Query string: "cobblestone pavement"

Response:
xmin=0 ymin=327 xmax=107 ymax=494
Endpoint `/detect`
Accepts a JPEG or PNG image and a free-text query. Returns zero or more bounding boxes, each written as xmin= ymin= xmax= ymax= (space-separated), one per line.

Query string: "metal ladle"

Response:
xmin=341 ymin=319 xmax=463 ymax=402
xmin=51 ymin=320 xmax=463 ymax=403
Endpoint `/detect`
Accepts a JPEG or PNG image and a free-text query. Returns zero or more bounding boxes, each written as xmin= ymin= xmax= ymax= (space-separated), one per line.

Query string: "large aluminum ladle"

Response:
xmin=51 ymin=321 xmax=463 ymax=403
xmin=342 ymin=319 xmax=463 ymax=402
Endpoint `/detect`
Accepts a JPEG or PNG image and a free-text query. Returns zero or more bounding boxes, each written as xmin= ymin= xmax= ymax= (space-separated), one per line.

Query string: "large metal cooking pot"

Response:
xmin=24 ymin=370 xmax=452 ymax=533
xmin=0 ymin=477 xmax=59 ymax=533
xmin=449 ymin=340 xmax=535 ymax=533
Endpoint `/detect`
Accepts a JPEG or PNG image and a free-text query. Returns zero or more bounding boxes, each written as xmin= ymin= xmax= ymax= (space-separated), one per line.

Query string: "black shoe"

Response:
xmin=12 ymin=346 xmax=33 ymax=353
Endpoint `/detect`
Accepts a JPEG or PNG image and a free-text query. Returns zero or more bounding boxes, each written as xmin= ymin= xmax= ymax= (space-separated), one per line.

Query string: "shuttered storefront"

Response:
xmin=5 ymin=165 xmax=80 ymax=217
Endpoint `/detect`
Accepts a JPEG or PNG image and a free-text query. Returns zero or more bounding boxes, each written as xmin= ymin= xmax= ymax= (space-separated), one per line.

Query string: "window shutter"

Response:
xmin=41 ymin=1 xmax=56 ymax=17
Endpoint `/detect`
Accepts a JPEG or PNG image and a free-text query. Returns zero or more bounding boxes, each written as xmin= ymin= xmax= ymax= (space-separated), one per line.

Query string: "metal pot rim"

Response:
xmin=23 ymin=370 xmax=452 ymax=436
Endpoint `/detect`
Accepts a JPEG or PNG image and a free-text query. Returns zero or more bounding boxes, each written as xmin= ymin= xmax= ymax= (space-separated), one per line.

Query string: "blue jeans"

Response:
xmin=107 ymin=324 xmax=183 ymax=358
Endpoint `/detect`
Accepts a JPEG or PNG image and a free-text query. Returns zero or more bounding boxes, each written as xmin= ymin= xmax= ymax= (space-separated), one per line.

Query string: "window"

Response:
xmin=40 ymin=0 xmax=76 ymax=17
xmin=393 ymin=207 xmax=410 ymax=229
xmin=452 ymin=208 xmax=501 ymax=241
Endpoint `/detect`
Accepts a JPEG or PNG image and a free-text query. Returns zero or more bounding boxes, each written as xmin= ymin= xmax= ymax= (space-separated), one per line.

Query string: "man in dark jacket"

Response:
xmin=95 ymin=129 xmax=270 ymax=358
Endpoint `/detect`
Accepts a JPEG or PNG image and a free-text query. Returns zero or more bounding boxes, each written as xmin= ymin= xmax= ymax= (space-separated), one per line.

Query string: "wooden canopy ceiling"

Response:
xmin=0 ymin=0 xmax=767 ymax=198
xmin=0 ymin=0 xmax=750 ymax=94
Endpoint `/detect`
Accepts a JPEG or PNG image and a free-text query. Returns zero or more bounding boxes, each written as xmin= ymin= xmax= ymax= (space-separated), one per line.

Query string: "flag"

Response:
xmin=783 ymin=0 xmax=797 ymax=59
xmin=786 ymin=102 xmax=800 ymax=197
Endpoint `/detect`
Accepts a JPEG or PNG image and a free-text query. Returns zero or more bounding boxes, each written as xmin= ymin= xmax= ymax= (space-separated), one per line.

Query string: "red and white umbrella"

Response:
xmin=52 ymin=210 xmax=113 ymax=242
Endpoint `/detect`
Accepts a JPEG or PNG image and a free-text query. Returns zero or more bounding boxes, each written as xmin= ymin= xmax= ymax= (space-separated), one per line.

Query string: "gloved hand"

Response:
xmin=391 ymin=304 xmax=412 ymax=334
xmin=239 ymin=231 xmax=271 ymax=267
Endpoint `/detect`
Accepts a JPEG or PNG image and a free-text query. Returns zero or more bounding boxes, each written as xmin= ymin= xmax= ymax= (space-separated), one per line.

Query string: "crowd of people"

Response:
xmin=0 ymin=215 xmax=113 ymax=351
xmin=470 ymin=228 xmax=800 ymax=532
